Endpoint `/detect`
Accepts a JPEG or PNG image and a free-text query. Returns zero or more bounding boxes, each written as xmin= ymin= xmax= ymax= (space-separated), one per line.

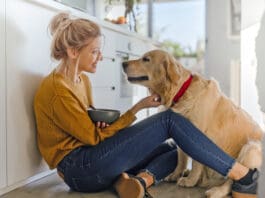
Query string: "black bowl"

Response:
xmin=87 ymin=108 xmax=120 ymax=124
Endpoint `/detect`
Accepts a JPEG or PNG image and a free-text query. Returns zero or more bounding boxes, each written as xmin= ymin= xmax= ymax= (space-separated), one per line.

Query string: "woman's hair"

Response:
xmin=49 ymin=12 xmax=101 ymax=60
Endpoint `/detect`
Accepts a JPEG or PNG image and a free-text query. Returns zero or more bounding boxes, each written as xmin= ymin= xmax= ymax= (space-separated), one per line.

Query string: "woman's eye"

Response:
xmin=91 ymin=50 xmax=99 ymax=56
xmin=143 ymin=57 xmax=150 ymax=62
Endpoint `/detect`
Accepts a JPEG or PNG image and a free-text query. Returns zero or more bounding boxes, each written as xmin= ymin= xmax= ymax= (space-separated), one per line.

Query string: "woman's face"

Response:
xmin=78 ymin=37 xmax=103 ymax=74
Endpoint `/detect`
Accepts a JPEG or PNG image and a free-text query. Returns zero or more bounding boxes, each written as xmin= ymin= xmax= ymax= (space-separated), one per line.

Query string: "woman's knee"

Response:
xmin=159 ymin=109 xmax=186 ymax=123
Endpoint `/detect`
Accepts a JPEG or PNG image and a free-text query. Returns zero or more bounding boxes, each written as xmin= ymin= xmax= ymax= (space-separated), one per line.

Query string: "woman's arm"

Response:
xmin=99 ymin=94 xmax=161 ymax=134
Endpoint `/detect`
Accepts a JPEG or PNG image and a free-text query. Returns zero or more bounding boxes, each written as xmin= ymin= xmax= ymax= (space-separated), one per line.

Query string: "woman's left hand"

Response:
xmin=96 ymin=121 xmax=109 ymax=128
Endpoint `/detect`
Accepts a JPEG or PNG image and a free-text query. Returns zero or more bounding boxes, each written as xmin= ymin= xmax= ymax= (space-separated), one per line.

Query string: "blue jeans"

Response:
xmin=57 ymin=109 xmax=235 ymax=192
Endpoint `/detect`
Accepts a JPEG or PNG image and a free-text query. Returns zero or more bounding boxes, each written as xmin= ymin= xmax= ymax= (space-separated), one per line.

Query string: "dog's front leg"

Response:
xmin=164 ymin=149 xmax=188 ymax=182
xmin=205 ymin=179 xmax=232 ymax=198
xmin=177 ymin=160 xmax=203 ymax=187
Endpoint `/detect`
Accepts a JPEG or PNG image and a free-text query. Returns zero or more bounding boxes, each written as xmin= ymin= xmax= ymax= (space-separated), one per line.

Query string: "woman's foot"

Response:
xmin=232 ymin=168 xmax=259 ymax=198
xmin=114 ymin=173 xmax=145 ymax=198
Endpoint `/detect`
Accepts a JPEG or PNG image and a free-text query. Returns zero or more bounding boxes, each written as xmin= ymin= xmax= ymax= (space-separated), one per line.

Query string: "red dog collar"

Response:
xmin=172 ymin=75 xmax=193 ymax=104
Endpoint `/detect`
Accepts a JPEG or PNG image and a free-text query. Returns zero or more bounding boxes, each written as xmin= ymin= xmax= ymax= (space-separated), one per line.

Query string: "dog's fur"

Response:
xmin=123 ymin=50 xmax=263 ymax=197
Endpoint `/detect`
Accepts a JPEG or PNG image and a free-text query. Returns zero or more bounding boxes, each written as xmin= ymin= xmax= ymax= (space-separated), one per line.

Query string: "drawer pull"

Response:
xmin=103 ymin=56 xmax=115 ymax=62
xmin=127 ymin=42 xmax=132 ymax=51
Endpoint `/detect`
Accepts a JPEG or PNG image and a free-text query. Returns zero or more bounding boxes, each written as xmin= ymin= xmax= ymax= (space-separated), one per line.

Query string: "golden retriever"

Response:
xmin=122 ymin=49 xmax=263 ymax=198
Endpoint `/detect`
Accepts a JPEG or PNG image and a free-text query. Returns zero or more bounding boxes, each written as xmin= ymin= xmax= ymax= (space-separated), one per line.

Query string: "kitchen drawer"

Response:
xmin=91 ymin=87 xmax=118 ymax=109
xmin=116 ymin=33 xmax=148 ymax=56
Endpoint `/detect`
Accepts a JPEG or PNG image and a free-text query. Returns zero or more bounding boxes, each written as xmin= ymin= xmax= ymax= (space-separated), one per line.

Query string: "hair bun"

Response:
xmin=49 ymin=12 xmax=71 ymax=36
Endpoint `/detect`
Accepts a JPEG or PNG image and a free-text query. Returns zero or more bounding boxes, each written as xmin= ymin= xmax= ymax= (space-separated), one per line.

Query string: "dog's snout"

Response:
xmin=122 ymin=62 xmax=128 ymax=70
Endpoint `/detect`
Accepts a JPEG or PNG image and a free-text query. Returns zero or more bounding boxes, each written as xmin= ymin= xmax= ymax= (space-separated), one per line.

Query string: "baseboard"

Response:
xmin=0 ymin=170 xmax=56 ymax=196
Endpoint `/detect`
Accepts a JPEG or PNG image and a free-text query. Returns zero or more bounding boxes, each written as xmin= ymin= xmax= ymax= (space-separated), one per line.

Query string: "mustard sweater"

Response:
xmin=34 ymin=70 xmax=136 ymax=169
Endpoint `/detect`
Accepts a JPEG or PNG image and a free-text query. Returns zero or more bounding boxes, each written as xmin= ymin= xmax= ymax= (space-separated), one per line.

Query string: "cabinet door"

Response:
xmin=0 ymin=0 xmax=6 ymax=189
xmin=88 ymin=58 xmax=119 ymax=110
xmin=115 ymin=33 xmax=151 ymax=57
xmin=6 ymin=0 xmax=53 ymax=186
xmin=92 ymin=87 xmax=118 ymax=109
xmin=101 ymin=28 xmax=116 ymax=58
xmin=88 ymin=58 xmax=118 ymax=87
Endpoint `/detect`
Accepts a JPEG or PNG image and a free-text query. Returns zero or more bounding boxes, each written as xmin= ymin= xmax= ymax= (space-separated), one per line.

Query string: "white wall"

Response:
xmin=205 ymin=0 xmax=240 ymax=96
xmin=255 ymin=4 xmax=265 ymax=114
xmin=206 ymin=1 xmax=265 ymax=196
xmin=241 ymin=0 xmax=265 ymax=196
xmin=0 ymin=0 xmax=7 ymax=189
xmin=241 ymin=0 xmax=264 ymax=125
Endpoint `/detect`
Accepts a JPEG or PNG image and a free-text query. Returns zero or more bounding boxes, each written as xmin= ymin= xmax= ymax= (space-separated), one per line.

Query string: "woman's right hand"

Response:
xmin=130 ymin=94 xmax=161 ymax=114
xmin=96 ymin=121 xmax=109 ymax=128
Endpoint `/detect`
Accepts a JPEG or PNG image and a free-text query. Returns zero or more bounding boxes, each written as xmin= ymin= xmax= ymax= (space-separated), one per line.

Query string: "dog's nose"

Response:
xmin=122 ymin=62 xmax=128 ymax=70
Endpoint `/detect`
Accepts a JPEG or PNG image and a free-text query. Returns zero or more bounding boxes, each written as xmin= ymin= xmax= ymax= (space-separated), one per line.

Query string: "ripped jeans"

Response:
xmin=57 ymin=109 xmax=235 ymax=192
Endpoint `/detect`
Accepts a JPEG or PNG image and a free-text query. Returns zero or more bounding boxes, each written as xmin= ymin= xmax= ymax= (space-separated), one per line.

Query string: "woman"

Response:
xmin=34 ymin=12 xmax=259 ymax=198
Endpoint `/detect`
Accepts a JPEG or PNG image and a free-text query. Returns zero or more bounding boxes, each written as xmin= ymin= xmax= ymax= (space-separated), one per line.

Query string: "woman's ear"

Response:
xmin=66 ymin=47 xmax=79 ymax=59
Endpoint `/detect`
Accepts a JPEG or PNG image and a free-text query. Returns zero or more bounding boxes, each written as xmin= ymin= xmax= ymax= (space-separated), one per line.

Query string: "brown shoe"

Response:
xmin=114 ymin=173 xmax=145 ymax=198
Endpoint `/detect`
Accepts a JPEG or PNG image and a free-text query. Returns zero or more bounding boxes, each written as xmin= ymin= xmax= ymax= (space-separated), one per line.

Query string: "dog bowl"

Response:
xmin=87 ymin=108 xmax=120 ymax=124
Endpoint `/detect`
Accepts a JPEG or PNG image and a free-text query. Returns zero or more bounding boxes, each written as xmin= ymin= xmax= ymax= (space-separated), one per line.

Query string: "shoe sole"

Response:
xmin=114 ymin=173 xmax=145 ymax=198
xmin=232 ymin=191 xmax=257 ymax=198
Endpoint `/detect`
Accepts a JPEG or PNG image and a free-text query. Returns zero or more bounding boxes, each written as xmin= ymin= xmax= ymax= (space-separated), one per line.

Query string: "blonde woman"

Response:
xmin=34 ymin=12 xmax=259 ymax=198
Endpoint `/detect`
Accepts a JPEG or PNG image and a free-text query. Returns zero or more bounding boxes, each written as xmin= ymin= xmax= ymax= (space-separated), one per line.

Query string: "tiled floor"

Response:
xmin=0 ymin=173 xmax=206 ymax=198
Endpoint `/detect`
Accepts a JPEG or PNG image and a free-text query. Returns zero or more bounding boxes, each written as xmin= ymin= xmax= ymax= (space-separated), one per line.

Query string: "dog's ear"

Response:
xmin=163 ymin=54 xmax=180 ymax=83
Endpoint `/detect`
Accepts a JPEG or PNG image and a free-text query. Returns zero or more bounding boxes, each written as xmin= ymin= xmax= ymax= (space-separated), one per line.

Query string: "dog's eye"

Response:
xmin=143 ymin=57 xmax=150 ymax=62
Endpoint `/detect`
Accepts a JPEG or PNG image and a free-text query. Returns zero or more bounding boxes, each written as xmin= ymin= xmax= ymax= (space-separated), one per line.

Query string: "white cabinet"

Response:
xmin=89 ymin=59 xmax=118 ymax=88
xmin=116 ymin=33 xmax=154 ymax=119
xmin=89 ymin=30 xmax=152 ymax=114
xmin=101 ymin=28 xmax=116 ymax=58
xmin=89 ymin=28 xmax=117 ymax=89
xmin=0 ymin=0 xmax=6 ymax=189
xmin=89 ymin=31 xmax=157 ymax=119
xmin=88 ymin=27 xmax=119 ymax=109
xmin=88 ymin=58 xmax=119 ymax=109
xmin=91 ymin=87 xmax=118 ymax=109
xmin=5 ymin=0 xmax=54 ymax=187
xmin=115 ymin=33 xmax=148 ymax=56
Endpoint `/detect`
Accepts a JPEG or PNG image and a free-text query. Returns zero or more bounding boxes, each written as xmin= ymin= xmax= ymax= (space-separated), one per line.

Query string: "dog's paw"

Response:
xmin=165 ymin=169 xmax=190 ymax=182
xmin=177 ymin=176 xmax=197 ymax=187
xmin=205 ymin=187 xmax=231 ymax=198
xmin=164 ymin=172 xmax=180 ymax=182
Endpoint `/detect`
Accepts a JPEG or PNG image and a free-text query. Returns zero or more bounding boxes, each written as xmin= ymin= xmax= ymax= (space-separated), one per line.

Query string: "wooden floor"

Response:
xmin=0 ymin=173 xmax=207 ymax=198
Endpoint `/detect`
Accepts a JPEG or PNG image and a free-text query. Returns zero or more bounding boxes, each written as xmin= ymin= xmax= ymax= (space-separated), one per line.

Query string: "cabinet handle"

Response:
xmin=128 ymin=42 xmax=132 ymax=51
xmin=103 ymin=56 xmax=115 ymax=62
xmin=111 ymin=86 xmax=116 ymax=90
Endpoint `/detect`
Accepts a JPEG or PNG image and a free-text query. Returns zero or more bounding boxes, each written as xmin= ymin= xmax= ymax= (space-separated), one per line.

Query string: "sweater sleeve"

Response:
xmin=52 ymin=95 xmax=136 ymax=145
xmin=100 ymin=110 xmax=136 ymax=138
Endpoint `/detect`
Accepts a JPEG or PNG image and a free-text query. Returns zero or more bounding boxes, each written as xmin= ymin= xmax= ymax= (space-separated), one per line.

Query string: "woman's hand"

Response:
xmin=138 ymin=94 xmax=161 ymax=109
xmin=130 ymin=94 xmax=161 ymax=114
xmin=96 ymin=121 xmax=109 ymax=128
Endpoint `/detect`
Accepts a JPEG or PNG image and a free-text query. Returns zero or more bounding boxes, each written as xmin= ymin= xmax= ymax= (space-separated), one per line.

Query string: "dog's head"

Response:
xmin=122 ymin=50 xmax=191 ymax=106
